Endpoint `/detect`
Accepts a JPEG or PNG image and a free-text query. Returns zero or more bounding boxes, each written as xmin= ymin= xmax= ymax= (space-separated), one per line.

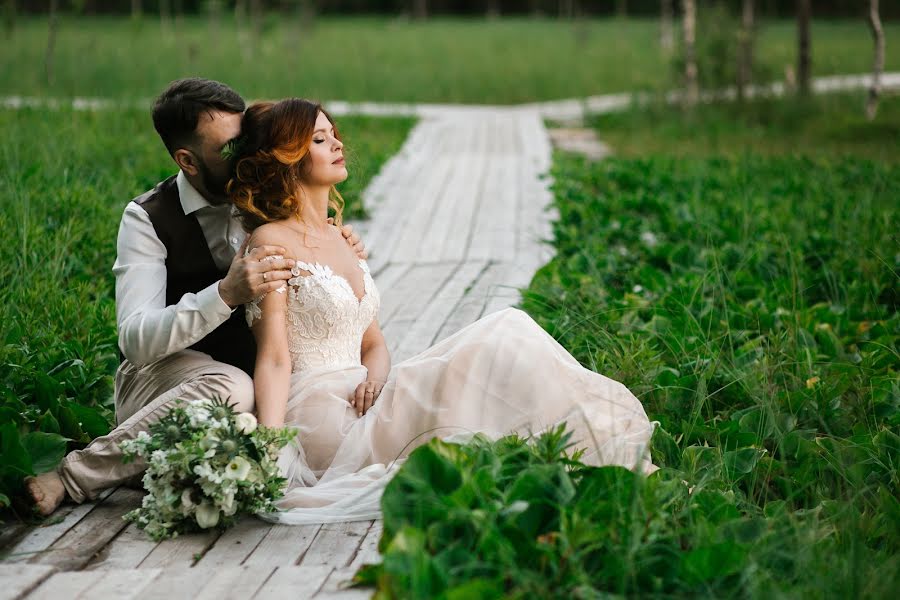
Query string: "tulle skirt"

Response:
xmin=258 ymin=308 xmax=657 ymax=525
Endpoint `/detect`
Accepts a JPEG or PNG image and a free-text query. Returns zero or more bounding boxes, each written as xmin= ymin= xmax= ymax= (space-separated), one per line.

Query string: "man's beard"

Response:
xmin=197 ymin=160 xmax=232 ymax=205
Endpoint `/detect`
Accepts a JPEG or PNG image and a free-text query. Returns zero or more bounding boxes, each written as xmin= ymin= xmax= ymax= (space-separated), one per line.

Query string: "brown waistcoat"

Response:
xmin=132 ymin=175 xmax=256 ymax=375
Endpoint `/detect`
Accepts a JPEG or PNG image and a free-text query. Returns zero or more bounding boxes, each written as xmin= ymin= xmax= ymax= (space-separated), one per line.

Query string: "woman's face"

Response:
xmin=303 ymin=111 xmax=347 ymax=187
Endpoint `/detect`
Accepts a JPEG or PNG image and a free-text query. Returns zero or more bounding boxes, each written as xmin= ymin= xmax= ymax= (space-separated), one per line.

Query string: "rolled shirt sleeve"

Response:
xmin=114 ymin=202 xmax=234 ymax=366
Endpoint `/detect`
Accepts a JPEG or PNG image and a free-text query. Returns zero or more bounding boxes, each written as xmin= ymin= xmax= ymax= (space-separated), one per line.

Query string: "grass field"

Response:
xmin=2 ymin=16 xmax=898 ymax=104
xmin=589 ymin=91 xmax=900 ymax=163
xmin=0 ymin=107 xmax=414 ymax=510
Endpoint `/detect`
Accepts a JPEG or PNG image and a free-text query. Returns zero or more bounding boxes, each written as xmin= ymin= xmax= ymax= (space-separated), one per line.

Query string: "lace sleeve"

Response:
xmin=244 ymin=254 xmax=287 ymax=328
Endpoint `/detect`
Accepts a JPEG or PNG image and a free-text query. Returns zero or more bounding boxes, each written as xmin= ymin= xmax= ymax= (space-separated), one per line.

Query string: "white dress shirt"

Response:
xmin=113 ymin=171 xmax=246 ymax=366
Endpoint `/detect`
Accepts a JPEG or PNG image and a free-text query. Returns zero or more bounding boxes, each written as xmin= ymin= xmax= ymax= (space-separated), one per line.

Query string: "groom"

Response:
xmin=26 ymin=78 xmax=367 ymax=515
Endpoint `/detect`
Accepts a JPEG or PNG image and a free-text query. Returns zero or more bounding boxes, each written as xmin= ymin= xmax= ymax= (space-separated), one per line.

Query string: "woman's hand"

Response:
xmin=350 ymin=380 xmax=384 ymax=417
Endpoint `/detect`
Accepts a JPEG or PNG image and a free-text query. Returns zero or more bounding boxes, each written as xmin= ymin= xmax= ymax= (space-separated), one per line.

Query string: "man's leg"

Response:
xmin=26 ymin=350 xmax=254 ymax=514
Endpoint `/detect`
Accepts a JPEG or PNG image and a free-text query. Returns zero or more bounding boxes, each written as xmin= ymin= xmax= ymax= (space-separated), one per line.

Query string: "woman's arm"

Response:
xmin=250 ymin=287 xmax=292 ymax=427
xmin=351 ymin=320 xmax=391 ymax=417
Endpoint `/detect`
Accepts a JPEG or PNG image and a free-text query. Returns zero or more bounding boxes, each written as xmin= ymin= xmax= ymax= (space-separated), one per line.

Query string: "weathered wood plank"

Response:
xmin=0 ymin=564 xmax=56 ymax=600
xmin=393 ymin=260 xmax=488 ymax=361
xmin=25 ymin=571 xmax=103 ymax=600
xmin=5 ymin=489 xmax=114 ymax=563
xmin=298 ymin=521 xmax=370 ymax=568
xmin=27 ymin=487 xmax=141 ymax=571
xmin=378 ymin=262 xmax=457 ymax=330
xmin=84 ymin=522 xmax=157 ymax=570
xmin=314 ymin=567 xmax=370 ymax=599
xmin=195 ymin=516 xmax=273 ymax=568
xmin=139 ymin=528 xmax=220 ymax=569
xmin=0 ymin=521 xmax=29 ymax=556
xmin=74 ymin=568 xmax=160 ymax=599
xmin=348 ymin=520 xmax=382 ymax=570
xmin=193 ymin=565 xmax=276 ymax=600
xmin=133 ymin=567 xmax=217 ymax=600
xmin=242 ymin=523 xmax=322 ymax=567
xmin=252 ymin=566 xmax=333 ymax=600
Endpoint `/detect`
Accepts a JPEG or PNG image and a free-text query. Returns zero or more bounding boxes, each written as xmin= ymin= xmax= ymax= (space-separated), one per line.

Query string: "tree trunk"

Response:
xmin=207 ymin=0 xmax=223 ymax=36
xmin=681 ymin=0 xmax=698 ymax=107
xmin=174 ymin=0 xmax=184 ymax=33
xmin=529 ymin=0 xmax=541 ymax=17
xmin=796 ymin=0 xmax=811 ymax=96
xmin=559 ymin=0 xmax=573 ymax=20
xmin=866 ymin=0 xmax=884 ymax=120
xmin=660 ymin=0 xmax=674 ymax=55
xmin=412 ymin=0 xmax=427 ymax=20
xmin=4 ymin=0 xmax=16 ymax=39
xmin=487 ymin=0 xmax=500 ymax=19
xmin=616 ymin=0 xmax=627 ymax=18
xmin=130 ymin=0 xmax=141 ymax=20
xmin=250 ymin=0 xmax=263 ymax=41
xmin=737 ymin=0 xmax=754 ymax=101
xmin=45 ymin=0 xmax=58 ymax=85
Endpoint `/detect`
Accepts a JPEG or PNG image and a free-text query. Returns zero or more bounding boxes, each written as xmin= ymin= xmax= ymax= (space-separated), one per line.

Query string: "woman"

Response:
xmin=227 ymin=99 xmax=657 ymax=525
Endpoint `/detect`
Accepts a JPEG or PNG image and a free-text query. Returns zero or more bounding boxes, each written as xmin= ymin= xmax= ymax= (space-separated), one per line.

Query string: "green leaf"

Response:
xmin=724 ymin=447 xmax=766 ymax=479
xmin=678 ymin=542 xmax=747 ymax=585
xmin=21 ymin=431 xmax=68 ymax=474
xmin=0 ymin=423 xmax=33 ymax=476
xmin=63 ymin=400 xmax=112 ymax=439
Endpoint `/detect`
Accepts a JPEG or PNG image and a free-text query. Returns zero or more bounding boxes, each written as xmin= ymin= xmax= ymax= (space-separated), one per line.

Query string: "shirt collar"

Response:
xmin=176 ymin=170 xmax=215 ymax=215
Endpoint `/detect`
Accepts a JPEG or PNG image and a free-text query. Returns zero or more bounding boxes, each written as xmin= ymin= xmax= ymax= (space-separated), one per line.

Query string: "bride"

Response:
xmin=227 ymin=98 xmax=657 ymax=524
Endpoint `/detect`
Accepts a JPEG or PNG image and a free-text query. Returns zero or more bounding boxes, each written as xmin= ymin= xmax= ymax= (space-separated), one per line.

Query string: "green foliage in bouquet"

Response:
xmin=119 ymin=398 xmax=295 ymax=541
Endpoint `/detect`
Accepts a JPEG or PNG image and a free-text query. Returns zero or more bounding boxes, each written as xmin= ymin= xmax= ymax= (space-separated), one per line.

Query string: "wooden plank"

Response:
xmin=74 ymin=568 xmax=160 ymax=599
xmin=5 ymin=489 xmax=114 ymax=563
xmin=27 ymin=487 xmax=141 ymax=571
xmin=433 ymin=261 xmax=503 ymax=342
xmin=0 ymin=521 xmax=28 ymax=556
xmin=242 ymin=523 xmax=322 ymax=567
xmin=195 ymin=516 xmax=273 ymax=568
xmin=25 ymin=571 xmax=103 ymax=600
xmin=314 ymin=567 xmax=370 ymax=600
xmin=85 ymin=522 xmax=157 ymax=570
xmin=139 ymin=528 xmax=220 ymax=569
xmin=298 ymin=521 xmax=370 ymax=568
xmin=435 ymin=154 xmax=489 ymax=262
xmin=193 ymin=565 xmax=276 ymax=600
xmin=393 ymin=260 xmax=488 ymax=362
xmin=348 ymin=520 xmax=382 ymax=570
xmin=378 ymin=262 xmax=457 ymax=329
xmin=133 ymin=567 xmax=217 ymax=600
xmin=0 ymin=564 xmax=56 ymax=600
xmin=252 ymin=566 xmax=333 ymax=600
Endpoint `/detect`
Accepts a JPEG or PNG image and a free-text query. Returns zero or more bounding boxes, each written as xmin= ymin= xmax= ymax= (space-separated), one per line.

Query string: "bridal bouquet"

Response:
xmin=119 ymin=398 xmax=295 ymax=541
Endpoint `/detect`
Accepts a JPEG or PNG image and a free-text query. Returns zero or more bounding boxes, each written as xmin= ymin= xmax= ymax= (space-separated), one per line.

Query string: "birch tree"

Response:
xmin=737 ymin=0 xmax=754 ymax=101
xmin=796 ymin=0 xmax=811 ymax=96
xmin=866 ymin=0 xmax=885 ymax=120
xmin=412 ymin=0 xmax=428 ymax=20
xmin=4 ymin=0 xmax=16 ymax=39
xmin=681 ymin=0 xmax=698 ymax=107
xmin=660 ymin=0 xmax=674 ymax=55
xmin=46 ymin=0 xmax=59 ymax=85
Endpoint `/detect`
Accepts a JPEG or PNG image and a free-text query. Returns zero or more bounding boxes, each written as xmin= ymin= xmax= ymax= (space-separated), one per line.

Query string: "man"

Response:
xmin=25 ymin=78 xmax=367 ymax=515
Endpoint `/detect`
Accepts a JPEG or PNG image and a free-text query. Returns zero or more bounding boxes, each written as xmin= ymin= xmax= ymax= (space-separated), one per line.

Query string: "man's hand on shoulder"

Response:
xmin=218 ymin=239 xmax=297 ymax=308
xmin=337 ymin=222 xmax=368 ymax=260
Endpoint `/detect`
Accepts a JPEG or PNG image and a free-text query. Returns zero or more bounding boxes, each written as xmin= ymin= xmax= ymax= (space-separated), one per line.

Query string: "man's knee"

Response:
xmin=196 ymin=366 xmax=255 ymax=414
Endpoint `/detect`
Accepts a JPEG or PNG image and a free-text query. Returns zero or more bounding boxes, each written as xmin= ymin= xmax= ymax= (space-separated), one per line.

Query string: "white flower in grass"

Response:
xmin=224 ymin=456 xmax=252 ymax=481
xmin=640 ymin=231 xmax=659 ymax=248
xmin=195 ymin=502 xmax=220 ymax=529
xmin=235 ymin=412 xmax=258 ymax=434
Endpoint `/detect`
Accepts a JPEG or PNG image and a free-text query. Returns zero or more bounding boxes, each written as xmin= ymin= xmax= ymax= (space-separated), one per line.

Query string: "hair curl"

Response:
xmin=226 ymin=98 xmax=345 ymax=232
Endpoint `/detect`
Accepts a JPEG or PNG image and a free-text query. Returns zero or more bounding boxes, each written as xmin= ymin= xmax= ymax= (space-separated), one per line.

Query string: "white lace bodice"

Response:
xmin=245 ymin=257 xmax=380 ymax=374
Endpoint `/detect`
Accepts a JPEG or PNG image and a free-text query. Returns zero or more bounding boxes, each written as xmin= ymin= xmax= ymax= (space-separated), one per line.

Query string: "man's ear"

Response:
xmin=173 ymin=148 xmax=199 ymax=176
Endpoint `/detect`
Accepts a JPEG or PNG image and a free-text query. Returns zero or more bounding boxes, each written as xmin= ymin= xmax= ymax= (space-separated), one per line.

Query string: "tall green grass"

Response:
xmin=2 ymin=16 xmax=898 ymax=104
xmin=0 ymin=107 xmax=414 ymax=512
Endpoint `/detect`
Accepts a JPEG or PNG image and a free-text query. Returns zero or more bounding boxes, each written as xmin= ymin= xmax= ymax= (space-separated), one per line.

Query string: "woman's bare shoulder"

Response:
xmin=247 ymin=222 xmax=299 ymax=256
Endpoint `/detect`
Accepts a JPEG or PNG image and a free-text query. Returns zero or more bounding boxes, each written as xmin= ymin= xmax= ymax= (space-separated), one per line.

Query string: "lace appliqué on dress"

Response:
xmin=244 ymin=253 xmax=379 ymax=375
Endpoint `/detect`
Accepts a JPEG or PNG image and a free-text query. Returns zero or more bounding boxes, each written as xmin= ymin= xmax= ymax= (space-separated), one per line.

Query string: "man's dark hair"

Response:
xmin=152 ymin=78 xmax=245 ymax=156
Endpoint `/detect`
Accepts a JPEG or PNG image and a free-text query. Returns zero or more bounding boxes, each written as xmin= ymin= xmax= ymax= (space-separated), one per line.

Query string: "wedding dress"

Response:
xmin=246 ymin=257 xmax=657 ymax=525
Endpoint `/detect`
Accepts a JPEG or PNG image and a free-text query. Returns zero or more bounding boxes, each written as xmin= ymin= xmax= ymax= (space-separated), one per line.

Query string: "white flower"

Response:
xmin=181 ymin=489 xmax=195 ymax=511
xmin=220 ymin=490 xmax=237 ymax=516
xmin=224 ymin=456 xmax=252 ymax=481
xmin=235 ymin=412 xmax=258 ymax=434
xmin=640 ymin=231 xmax=659 ymax=248
xmin=195 ymin=502 xmax=220 ymax=529
xmin=632 ymin=284 xmax=644 ymax=293
xmin=136 ymin=431 xmax=152 ymax=444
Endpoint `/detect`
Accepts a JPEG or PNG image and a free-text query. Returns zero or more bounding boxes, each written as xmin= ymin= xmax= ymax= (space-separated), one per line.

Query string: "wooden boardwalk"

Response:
xmin=0 ymin=107 xmax=556 ymax=599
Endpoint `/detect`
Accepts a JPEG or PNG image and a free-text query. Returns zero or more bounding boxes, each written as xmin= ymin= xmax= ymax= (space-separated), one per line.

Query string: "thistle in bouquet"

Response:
xmin=119 ymin=397 xmax=295 ymax=541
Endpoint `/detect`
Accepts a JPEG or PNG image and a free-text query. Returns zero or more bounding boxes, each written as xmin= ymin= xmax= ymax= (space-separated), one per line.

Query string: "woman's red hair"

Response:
xmin=227 ymin=98 xmax=345 ymax=231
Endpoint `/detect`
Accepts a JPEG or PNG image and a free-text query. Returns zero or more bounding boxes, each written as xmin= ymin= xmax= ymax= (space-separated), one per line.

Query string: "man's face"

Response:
xmin=188 ymin=109 xmax=242 ymax=204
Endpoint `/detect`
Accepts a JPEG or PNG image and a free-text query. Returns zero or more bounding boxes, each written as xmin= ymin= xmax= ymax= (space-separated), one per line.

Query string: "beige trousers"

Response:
xmin=57 ymin=350 xmax=254 ymax=503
